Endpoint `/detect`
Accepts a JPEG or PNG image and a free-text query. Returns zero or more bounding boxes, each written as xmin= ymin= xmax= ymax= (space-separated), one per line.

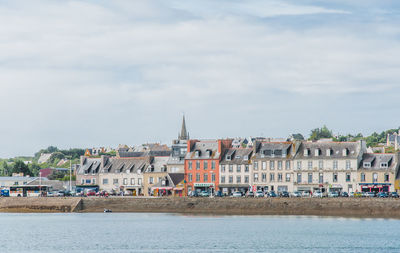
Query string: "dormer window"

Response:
xmin=342 ymin=149 xmax=348 ymax=156
xmin=206 ymin=150 xmax=212 ymax=157
xmin=195 ymin=150 xmax=200 ymax=158
xmin=304 ymin=149 xmax=309 ymax=156
xmin=363 ymin=162 xmax=371 ymax=168
xmin=274 ymin=150 xmax=282 ymax=156
xmin=243 ymin=155 xmax=248 ymax=161
xmin=264 ymin=150 xmax=272 ymax=156
xmin=235 ymin=155 xmax=241 ymax=159
xmin=326 ymin=149 xmax=331 ymax=156
xmin=380 ymin=163 xmax=388 ymax=168
xmin=226 ymin=155 xmax=231 ymax=161
xmin=315 ymin=149 xmax=320 ymax=157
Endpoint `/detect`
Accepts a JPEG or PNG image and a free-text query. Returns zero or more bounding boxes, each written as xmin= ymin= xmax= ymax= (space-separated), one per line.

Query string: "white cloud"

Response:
xmin=0 ymin=0 xmax=399 ymax=157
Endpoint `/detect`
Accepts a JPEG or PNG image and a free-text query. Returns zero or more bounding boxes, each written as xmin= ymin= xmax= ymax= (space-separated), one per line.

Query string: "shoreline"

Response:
xmin=1 ymin=197 xmax=400 ymax=218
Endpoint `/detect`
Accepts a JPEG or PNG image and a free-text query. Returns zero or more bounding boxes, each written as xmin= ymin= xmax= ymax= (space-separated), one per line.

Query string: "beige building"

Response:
xmin=143 ymin=156 xmax=170 ymax=196
xmin=219 ymin=148 xmax=253 ymax=195
xmin=252 ymin=142 xmax=298 ymax=193
xmin=293 ymin=140 xmax=366 ymax=194
xmin=76 ymin=156 xmax=101 ymax=186
xmin=358 ymin=153 xmax=399 ymax=192
xmin=98 ymin=156 xmax=150 ymax=196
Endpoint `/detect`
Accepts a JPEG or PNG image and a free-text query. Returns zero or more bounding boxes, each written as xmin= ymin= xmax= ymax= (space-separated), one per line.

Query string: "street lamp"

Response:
xmin=66 ymin=156 xmax=73 ymax=192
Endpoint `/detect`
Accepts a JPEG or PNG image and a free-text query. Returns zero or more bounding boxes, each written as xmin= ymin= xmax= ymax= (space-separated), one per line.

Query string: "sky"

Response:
xmin=0 ymin=0 xmax=400 ymax=158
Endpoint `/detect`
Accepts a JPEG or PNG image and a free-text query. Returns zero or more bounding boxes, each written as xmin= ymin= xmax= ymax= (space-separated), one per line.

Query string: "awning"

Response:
xmin=173 ymin=187 xmax=184 ymax=191
xmin=194 ymin=183 xmax=214 ymax=187
xmin=218 ymin=184 xmax=250 ymax=188
xmin=359 ymin=183 xmax=391 ymax=186
xmin=152 ymin=187 xmax=173 ymax=190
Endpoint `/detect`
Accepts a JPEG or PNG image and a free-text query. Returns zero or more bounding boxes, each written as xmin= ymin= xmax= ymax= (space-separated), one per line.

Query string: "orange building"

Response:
xmin=185 ymin=139 xmax=232 ymax=195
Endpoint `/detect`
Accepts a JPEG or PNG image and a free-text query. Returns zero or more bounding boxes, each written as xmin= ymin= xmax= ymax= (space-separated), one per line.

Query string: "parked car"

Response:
xmin=280 ymin=191 xmax=290 ymax=198
xmin=215 ymin=191 xmax=223 ymax=197
xmin=96 ymin=190 xmax=109 ymax=197
xmin=292 ymin=191 xmax=301 ymax=198
xmin=268 ymin=191 xmax=277 ymax=198
xmin=377 ymin=192 xmax=388 ymax=198
xmin=328 ymin=191 xmax=339 ymax=198
xmin=349 ymin=192 xmax=355 ymax=197
xmin=365 ymin=192 xmax=376 ymax=198
xmin=353 ymin=192 xmax=363 ymax=197
xmin=231 ymin=191 xmax=243 ymax=197
xmin=46 ymin=192 xmax=55 ymax=197
xmin=64 ymin=190 xmax=74 ymax=197
xmin=341 ymin=192 xmax=349 ymax=197
xmin=246 ymin=191 xmax=255 ymax=197
xmin=389 ymin=192 xmax=399 ymax=198
xmin=255 ymin=191 xmax=264 ymax=197
xmin=188 ymin=191 xmax=199 ymax=197
xmin=313 ymin=190 xmax=323 ymax=198
xmin=301 ymin=191 xmax=311 ymax=197
xmin=57 ymin=191 xmax=65 ymax=197
xmin=199 ymin=191 xmax=210 ymax=197
xmin=86 ymin=190 xmax=96 ymax=196
xmin=0 ymin=189 xmax=9 ymax=197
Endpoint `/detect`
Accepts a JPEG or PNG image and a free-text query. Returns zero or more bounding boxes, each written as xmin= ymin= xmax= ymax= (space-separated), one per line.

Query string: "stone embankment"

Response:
xmin=1 ymin=197 xmax=400 ymax=218
xmin=0 ymin=197 xmax=81 ymax=213
xmin=79 ymin=197 xmax=400 ymax=218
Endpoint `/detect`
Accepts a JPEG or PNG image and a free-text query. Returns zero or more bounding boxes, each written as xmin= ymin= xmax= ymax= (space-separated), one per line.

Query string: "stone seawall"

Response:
xmin=1 ymin=197 xmax=400 ymax=218
xmin=79 ymin=197 xmax=400 ymax=218
xmin=0 ymin=197 xmax=82 ymax=213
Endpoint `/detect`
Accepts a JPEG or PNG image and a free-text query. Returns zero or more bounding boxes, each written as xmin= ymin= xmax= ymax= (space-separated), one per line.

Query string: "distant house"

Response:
xmin=38 ymin=153 xmax=53 ymax=164
xmin=39 ymin=168 xmax=70 ymax=178
xmin=386 ymin=131 xmax=400 ymax=150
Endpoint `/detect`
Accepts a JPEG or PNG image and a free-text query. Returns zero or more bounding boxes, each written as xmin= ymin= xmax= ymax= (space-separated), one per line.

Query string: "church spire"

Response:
xmin=179 ymin=115 xmax=189 ymax=140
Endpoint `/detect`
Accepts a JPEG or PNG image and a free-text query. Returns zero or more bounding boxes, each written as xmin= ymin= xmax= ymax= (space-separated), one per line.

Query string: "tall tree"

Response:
xmin=12 ymin=160 xmax=32 ymax=176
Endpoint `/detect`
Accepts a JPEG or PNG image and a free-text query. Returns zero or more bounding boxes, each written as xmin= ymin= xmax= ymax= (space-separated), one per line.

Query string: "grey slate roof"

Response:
xmin=220 ymin=148 xmax=253 ymax=165
xmin=254 ymin=142 xmax=293 ymax=159
xmin=78 ymin=158 xmax=101 ymax=175
xmin=145 ymin=156 xmax=169 ymax=173
xmin=295 ymin=141 xmax=360 ymax=159
xmin=361 ymin=153 xmax=398 ymax=171
xmin=101 ymin=158 xmax=148 ymax=174
xmin=119 ymin=150 xmax=171 ymax=158
xmin=185 ymin=140 xmax=220 ymax=159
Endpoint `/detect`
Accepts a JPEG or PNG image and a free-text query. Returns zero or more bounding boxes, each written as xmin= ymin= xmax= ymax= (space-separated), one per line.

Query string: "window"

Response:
xmin=286 ymin=173 xmax=291 ymax=182
xmin=204 ymin=173 xmax=208 ymax=182
xmin=286 ymin=161 xmax=290 ymax=170
xmin=270 ymin=161 xmax=275 ymax=170
xmin=373 ymin=173 xmax=378 ymax=183
xmin=254 ymin=161 xmax=258 ymax=170
xmin=212 ymin=173 xmax=216 ymax=182
xmin=385 ymin=173 xmax=389 ymax=182
xmin=138 ymin=178 xmax=142 ymax=185
xmin=81 ymin=179 xmax=85 ymax=184
xmin=333 ymin=160 xmax=338 ymax=170
xmin=229 ymin=176 xmax=233 ymax=183
xmin=319 ymin=160 xmax=323 ymax=169
xmin=245 ymin=175 xmax=249 ymax=183
xmin=308 ymin=173 xmax=312 ymax=183
xmin=221 ymin=176 xmax=225 ymax=183
xmin=381 ymin=163 xmax=388 ymax=168
xmin=297 ymin=173 xmax=302 ymax=183
xmin=245 ymin=165 xmax=249 ymax=172
xmin=254 ymin=173 xmax=259 ymax=182
xmin=262 ymin=173 xmax=266 ymax=182
xmin=196 ymin=173 xmax=200 ymax=182
xmin=278 ymin=161 xmax=282 ymax=170
xmin=221 ymin=165 xmax=225 ymax=173
xmin=103 ymin=178 xmax=108 ymax=185
xmin=346 ymin=160 xmax=351 ymax=170
xmin=333 ymin=173 xmax=338 ymax=182
xmin=188 ymin=161 xmax=192 ymax=170
xmin=188 ymin=173 xmax=192 ymax=182
xmin=229 ymin=165 xmax=233 ymax=172
xmin=361 ymin=173 xmax=365 ymax=182
xmin=236 ymin=176 xmax=241 ymax=183
xmin=92 ymin=179 xmax=96 ymax=184
xmin=196 ymin=161 xmax=200 ymax=170
xmin=113 ymin=179 xmax=118 ymax=184
xmin=149 ymin=177 xmax=154 ymax=184
xmin=237 ymin=165 xmax=241 ymax=173
xmin=346 ymin=173 xmax=351 ymax=182
xmin=363 ymin=162 xmax=371 ymax=168
xmin=278 ymin=173 xmax=282 ymax=182
xmin=123 ymin=178 xmax=128 ymax=185
xmin=86 ymin=179 xmax=91 ymax=184
xmin=130 ymin=178 xmax=135 ymax=185
xmin=319 ymin=173 xmax=323 ymax=184
xmin=211 ymin=161 xmax=216 ymax=170
xmin=308 ymin=161 xmax=313 ymax=170
xmin=262 ymin=162 xmax=266 ymax=170
xmin=270 ymin=173 xmax=275 ymax=182
xmin=204 ymin=161 xmax=208 ymax=170
xmin=297 ymin=161 xmax=302 ymax=170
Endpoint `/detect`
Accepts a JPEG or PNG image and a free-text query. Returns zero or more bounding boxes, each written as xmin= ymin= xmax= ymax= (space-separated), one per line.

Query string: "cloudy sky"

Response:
xmin=0 ymin=0 xmax=399 ymax=157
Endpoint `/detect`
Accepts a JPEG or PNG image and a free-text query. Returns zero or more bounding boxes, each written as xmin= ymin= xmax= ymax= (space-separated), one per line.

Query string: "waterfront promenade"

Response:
xmin=1 ymin=197 xmax=400 ymax=218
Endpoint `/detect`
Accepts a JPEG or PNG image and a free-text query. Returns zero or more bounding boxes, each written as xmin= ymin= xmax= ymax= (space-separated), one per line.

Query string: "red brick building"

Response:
xmin=184 ymin=139 xmax=232 ymax=195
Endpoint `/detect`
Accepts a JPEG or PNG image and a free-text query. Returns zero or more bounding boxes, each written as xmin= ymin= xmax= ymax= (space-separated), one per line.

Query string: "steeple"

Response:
xmin=179 ymin=115 xmax=189 ymax=140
